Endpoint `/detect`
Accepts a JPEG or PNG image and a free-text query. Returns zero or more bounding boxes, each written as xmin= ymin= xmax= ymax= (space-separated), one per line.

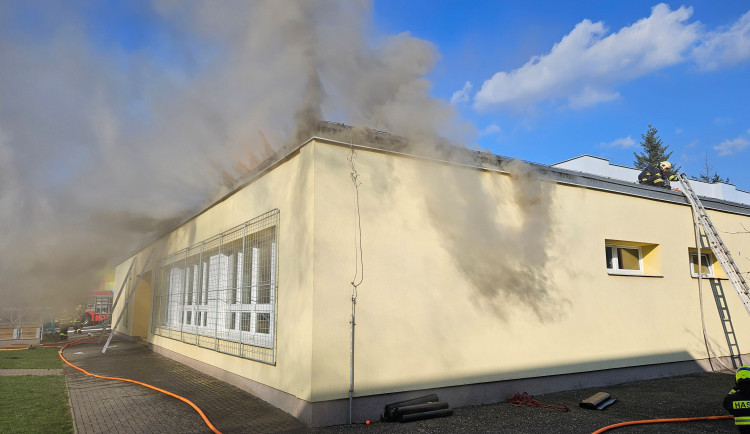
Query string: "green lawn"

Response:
xmin=0 ymin=347 xmax=63 ymax=369
xmin=0 ymin=376 xmax=74 ymax=433
xmin=0 ymin=347 xmax=73 ymax=433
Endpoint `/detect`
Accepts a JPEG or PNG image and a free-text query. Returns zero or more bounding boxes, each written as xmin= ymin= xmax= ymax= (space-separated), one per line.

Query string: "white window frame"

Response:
xmin=224 ymin=242 xmax=276 ymax=348
xmin=153 ymin=209 xmax=279 ymax=364
xmin=690 ymin=252 xmax=714 ymax=278
xmin=166 ymin=267 xmax=184 ymax=328
xmin=606 ymin=244 xmax=644 ymax=275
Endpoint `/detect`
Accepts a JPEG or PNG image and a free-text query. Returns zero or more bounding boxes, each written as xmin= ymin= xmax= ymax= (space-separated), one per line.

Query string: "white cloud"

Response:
xmin=481 ymin=123 xmax=501 ymax=136
xmin=675 ymin=128 xmax=683 ymax=134
xmin=568 ymin=87 xmax=620 ymax=109
xmin=601 ymin=135 xmax=636 ymax=149
xmin=714 ymin=136 xmax=750 ymax=156
xmin=474 ymin=4 xmax=699 ymax=110
xmin=450 ymin=81 xmax=473 ymax=105
xmin=694 ymin=10 xmax=750 ymax=70
xmin=714 ymin=116 xmax=732 ymax=125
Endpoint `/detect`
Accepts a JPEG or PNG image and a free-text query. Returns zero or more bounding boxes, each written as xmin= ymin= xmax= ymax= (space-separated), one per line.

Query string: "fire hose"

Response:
xmin=2 ymin=337 xmax=221 ymax=434
xmin=592 ymin=415 xmax=733 ymax=433
xmin=57 ymin=338 xmax=221 ymax=434
xmin=505 ymin=392 xmax=733 ymax=432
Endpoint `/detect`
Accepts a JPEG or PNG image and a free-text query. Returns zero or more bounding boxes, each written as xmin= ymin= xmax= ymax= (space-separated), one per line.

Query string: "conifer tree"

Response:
xmin=633 ymin=124 xmax=680 ymax=175
xmin=697 ymin=153 xmax=729 ymax=184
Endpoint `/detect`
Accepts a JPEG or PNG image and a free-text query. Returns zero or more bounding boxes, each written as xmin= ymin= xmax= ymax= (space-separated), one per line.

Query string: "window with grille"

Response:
xmin=151 ymin=209 xmax=278 ymax=365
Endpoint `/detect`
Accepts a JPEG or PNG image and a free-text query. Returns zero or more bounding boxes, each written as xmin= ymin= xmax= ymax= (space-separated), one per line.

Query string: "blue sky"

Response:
xmin=1 ymin=1 xmax=749 ymax=304
xmin=374 ymin=1 xmax=750 ymax=188
xmin=2 ymin=1 xmax=750 ymax=200
xmin=2 ymin=1 xmax=749 ymax=190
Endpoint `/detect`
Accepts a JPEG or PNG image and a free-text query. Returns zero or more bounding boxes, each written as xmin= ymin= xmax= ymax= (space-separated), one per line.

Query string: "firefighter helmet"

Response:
xmin=736 ymin=366 xmax=750 ymax=384
xmin=658 ymin=161 xmax=672 ymax=171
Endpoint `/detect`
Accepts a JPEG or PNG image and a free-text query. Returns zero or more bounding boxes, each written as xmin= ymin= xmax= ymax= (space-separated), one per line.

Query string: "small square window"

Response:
xmin=606 ymin=245 xmax=643 ymax=274
xmin=690 ymin=252 xmax=714 ymax=277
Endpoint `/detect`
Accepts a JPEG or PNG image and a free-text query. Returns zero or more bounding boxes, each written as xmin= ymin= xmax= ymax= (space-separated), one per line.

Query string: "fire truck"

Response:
xmin=79 ymin=290 xmax=114 ymax=326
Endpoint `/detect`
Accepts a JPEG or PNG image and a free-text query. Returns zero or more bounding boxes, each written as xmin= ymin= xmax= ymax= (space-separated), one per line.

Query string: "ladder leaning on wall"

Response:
xmin=101 ymin=249 xmax=153 ymax=354
xmin=678 ymin=173 xmax=750 ymax=315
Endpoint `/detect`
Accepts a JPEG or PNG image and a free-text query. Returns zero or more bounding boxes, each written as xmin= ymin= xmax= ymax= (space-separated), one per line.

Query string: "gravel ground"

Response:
xmin=310 ymin=372 xmax=738 ymax=434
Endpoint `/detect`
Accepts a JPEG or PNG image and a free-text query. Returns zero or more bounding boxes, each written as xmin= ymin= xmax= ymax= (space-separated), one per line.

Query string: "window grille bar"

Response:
xmin=179 ymin=249 xmax=187 ymax=341
xmin=151 ymin=209 xmax=278 ymax=365
xmin=214 ymin=234 xmax=222 ymax=350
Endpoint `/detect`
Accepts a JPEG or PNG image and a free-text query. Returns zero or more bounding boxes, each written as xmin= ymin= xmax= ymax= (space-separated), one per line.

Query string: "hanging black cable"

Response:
xmin=347 ymin=140 xmax=365 ymax=425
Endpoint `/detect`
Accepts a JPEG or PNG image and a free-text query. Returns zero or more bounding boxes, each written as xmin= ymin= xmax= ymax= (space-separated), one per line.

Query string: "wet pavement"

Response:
xmin=59 ymin=339 xmax=740 ymax=433
xmin=62 ymin=339 xmax=306 ymax=434
xmin=314 ymin=371 xmax=738 ymax=434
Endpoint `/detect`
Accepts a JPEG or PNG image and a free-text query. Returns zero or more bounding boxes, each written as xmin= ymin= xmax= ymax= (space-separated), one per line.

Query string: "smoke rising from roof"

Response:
xmin=1 ymin=1 xmax=562 ymax=320
xmin=424 ymin=157 xmax=567 ymax=322
xmin=0 ymin=0 xmax=468 ymax=308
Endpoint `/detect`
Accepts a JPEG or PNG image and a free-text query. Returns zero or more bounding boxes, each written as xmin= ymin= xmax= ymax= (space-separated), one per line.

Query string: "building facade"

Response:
xmin=113 ymin=132 xmax=750 ymax=426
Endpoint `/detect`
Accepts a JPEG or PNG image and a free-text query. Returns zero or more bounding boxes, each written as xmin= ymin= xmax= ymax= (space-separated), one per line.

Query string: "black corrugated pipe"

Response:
xmin=394 ymin=402 xmax=450 ymax=418
xmin=399 ymin=409 xmax=454 ymax=423
xmin=382 ymin=394 xmax=440 ymax=422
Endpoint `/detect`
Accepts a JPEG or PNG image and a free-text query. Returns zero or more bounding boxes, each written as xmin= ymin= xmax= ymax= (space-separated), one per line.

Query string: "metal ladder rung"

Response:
xmin=102 ymin=249 xmax=153 ymax=353
xmin=679 ymin=174 xmax=750 ymax=315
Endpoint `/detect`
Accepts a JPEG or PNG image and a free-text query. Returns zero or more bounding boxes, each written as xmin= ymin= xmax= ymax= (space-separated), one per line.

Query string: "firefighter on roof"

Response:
xmin=638 ymin=161 xmax=678 ymax=188
xmin=724 ymin=366 xmax=750 ymax=432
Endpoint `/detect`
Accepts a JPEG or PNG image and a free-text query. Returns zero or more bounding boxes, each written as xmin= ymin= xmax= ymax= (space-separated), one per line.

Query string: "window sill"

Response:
xmin=690 ymin=275 xmax=727 ymax=280
xmin=607 ymin=271 xmax=664 ymax=278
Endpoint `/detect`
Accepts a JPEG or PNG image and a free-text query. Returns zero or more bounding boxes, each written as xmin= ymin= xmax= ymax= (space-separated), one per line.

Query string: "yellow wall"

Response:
xmin=130 ymin=274 xmax=151 ymax=338
xmin=309 ymin=140 xmax=750 ymax=400
xmin=114 ymin=138 xmax=750 ymax=405
xmin=114 ymin=143 xmax=316 ymax=400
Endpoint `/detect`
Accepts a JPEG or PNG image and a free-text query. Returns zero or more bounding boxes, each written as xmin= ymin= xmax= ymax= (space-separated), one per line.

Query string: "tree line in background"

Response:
xmin=633 ymin=125 xmax=730 ymax=184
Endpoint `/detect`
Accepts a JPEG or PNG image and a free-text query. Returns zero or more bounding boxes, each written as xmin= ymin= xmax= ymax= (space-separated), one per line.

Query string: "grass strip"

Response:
xmin=0 ymin=347 xmax=63 ymax=369
xmin=0 ymin=375 xmax=73 ymax=434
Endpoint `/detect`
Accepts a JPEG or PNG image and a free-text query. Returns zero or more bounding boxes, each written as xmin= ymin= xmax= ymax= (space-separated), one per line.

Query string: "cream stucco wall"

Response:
xmin=113 ymin=137 xmax=750 ymax=409
xmin=113 ymin=143 xmax=317 ymax=401
xmin=309 ymin=140 xmax=750 ymax=401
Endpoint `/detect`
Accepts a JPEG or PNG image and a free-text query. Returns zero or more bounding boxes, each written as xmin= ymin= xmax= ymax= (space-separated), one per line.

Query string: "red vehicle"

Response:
xmin=79 ymin=291 xmax=114 ymax=326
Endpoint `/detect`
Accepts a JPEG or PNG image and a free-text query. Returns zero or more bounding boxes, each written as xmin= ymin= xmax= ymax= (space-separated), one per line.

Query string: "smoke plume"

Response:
xmin=1 ymin=1 xmax=561 ymax=320
xmin=425 ymin=157 xmax=567 ymax=322
xmin=0 ymin=0 xmax=467 ymax=309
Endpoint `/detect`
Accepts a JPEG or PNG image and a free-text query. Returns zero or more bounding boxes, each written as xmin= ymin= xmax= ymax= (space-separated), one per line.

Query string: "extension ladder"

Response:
xmin=102 ymin=249 xmax=153 ymax=353
xmin=98 ymin=257 xmax=136 ymax=344
xmin=678 ymin=174 xmax=750 ymax=315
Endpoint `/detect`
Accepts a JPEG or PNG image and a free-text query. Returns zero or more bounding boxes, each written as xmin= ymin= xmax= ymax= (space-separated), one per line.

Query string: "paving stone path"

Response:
xmin=61 ymin=340 xmax=307 ymax=434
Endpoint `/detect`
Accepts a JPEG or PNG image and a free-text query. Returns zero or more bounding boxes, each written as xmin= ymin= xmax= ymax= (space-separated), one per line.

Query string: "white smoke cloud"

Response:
xmin=424 ymin=157 xmax=567 ymax=322
xmin=0 ymin=0 xmax=469 ymax=307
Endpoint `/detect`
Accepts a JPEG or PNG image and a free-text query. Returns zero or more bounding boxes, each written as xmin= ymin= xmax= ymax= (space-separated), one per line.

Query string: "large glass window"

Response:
xmin=152 ymin=209 xmax=278 ymax=365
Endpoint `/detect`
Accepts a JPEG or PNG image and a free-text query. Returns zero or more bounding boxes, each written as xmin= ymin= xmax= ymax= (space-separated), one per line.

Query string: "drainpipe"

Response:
xmin=347 ymin=141 xmax=364 ymax=425
xmin=349 ymin=294 xmax=356 ymax=425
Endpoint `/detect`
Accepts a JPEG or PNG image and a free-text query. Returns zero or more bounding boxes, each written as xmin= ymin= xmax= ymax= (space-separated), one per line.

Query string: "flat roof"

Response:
xmin=120 ymin=122 xmax=750 ymax=263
